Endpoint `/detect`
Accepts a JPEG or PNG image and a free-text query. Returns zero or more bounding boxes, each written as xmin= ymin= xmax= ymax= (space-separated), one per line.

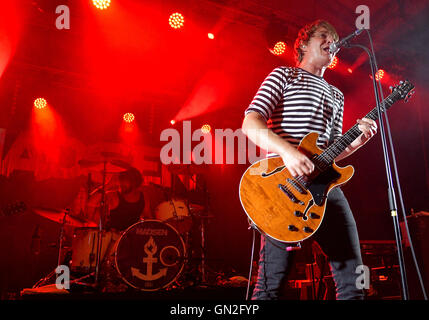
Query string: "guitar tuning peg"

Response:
xmin=389 ymin=86 xmax=393 ymax=92
xmin=400 ymin=80 xmax=404 ymax=84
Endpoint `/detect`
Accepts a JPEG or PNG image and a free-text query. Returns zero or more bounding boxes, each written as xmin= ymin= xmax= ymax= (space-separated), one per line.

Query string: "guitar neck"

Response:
xmin=319 ymin=89 xmax=402 ymax=164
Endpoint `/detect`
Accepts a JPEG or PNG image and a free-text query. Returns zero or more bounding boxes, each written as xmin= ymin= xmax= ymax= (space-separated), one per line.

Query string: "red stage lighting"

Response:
xmin=327 ymin=56 xmax=338 ymax=69
xmin=375 ymin=69 xmax=385 ymax=81
xmin=34 ymin=98 xmax=47 ymax=109
xmin=208 ymin=33 xmax=215 ymax=40
xmin=170 ymin=119 xmax=176 ymax=125
xmin=169 ymin=13 xmax=184 ymax=29
xmin=271 ymin=41 xmax=286 ymax=56
xmin=201 ymin=124 xmax=211 ymax=134
xmin=123 ymin=112 xmax=135 ymax=123
xmin=92 ymin=0 xmax=111 ymax=10
xmin=347 ymin=68 xmax=353 ymax=74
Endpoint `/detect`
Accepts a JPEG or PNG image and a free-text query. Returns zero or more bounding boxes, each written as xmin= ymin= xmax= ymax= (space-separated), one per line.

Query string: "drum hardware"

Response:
xmin=75 ymin=152 xmax=132 ymax=287
xmin=31 ymin=206 xmax=99 ymax=289
xmin=29 ymin=156 xmax=216 ymax=293
xmin=32 ymin=153 xmax=129 ymax=290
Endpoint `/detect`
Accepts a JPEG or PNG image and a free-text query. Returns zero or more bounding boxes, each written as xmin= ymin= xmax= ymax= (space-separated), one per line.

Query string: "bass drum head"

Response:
xmin=115 ymin=220 xmax=186 ymax=291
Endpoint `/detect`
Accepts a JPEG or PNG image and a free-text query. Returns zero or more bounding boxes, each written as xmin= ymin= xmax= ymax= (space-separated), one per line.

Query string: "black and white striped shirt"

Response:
xmin=245 ymin=67 xmax=344 ymax=156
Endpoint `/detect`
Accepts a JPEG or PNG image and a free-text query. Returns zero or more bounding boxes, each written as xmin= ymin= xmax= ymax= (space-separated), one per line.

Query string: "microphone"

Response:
xmin=329 ymin=29 xmax=364 ymax=54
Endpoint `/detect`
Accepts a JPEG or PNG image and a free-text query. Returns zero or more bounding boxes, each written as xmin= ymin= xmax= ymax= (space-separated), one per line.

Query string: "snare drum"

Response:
xmin=115 ymin=220 xmax=186 ymax=291
xmin=154 ymin=199 xmax=192 ymax=233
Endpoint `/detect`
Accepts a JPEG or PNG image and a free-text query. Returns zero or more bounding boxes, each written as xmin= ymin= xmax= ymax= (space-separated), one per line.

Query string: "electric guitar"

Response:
xmin=239 ymin=80 xmax=415 ymax=243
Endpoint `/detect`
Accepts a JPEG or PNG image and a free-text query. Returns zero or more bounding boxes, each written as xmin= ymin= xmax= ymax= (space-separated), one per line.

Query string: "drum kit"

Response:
xmin=31 ymin=152 xmax=214 ymax=293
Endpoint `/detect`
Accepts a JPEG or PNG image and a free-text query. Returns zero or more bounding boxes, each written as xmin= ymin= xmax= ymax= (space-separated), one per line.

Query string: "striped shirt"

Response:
xmin=245 ymin=67 xmax=344 ymax=156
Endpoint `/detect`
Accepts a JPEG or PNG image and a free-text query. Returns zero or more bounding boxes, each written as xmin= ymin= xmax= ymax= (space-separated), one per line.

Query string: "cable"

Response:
xmin=246 ymin=226 xmax=257 ymax=300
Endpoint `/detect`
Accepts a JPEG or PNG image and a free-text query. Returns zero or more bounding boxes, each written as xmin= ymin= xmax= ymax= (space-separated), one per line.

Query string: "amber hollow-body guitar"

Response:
xmin=239 ymin=80 xmax=415 ymax=243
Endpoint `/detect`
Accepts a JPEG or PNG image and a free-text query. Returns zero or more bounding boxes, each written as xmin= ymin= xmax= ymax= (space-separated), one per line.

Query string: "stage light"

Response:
xmin=169 ymin=13 xmax=184 ymax=29
xmin=271 ymin=41 xmax=286 ymax=56
xmin=92 ymin=0 xmax=111 ymax=10
xmin=34 ymin=98 xmax=47 ymax=109
xmin=170 ymin=119 xmax=176 ymax=125
xmin=347 ymin=68 xmax=353 ymax=74
xmin=208 ymin=33 xmax=215 ymax=40
xmin=327 ymin=56 xmax=338 ymax=69
xmin=375 ymin=69 xmax=385 ymax=81
xmin=123 ymin=112 xmax=135 ymax=123
xmin=201 ymin=124 xmax=211 ymax=134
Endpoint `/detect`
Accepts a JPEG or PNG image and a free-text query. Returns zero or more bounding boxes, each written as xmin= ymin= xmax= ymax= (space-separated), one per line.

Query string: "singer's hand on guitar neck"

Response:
xmin=336 ymin=117 xmax=377 ymax=162
xmin=356 ymin=117 xmax=377 ymax=144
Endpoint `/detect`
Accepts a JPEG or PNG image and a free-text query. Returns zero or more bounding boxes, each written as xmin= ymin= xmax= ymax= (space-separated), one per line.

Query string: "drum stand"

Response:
xmin=64 ymin=161 xmax=109 ymax=291
xmin=200 ymin=214 xmax=207 ymax=284
xmin=94 ymin=160 xmax=108 ymax=286
xmin=80 ymin=160 xmax=109 ymax=289
xmin=32 ymin=209 xmax=70 ymax=288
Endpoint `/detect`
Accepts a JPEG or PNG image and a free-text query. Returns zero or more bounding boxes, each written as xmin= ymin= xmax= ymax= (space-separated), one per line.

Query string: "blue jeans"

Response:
xmin=252 ymin=187 xmax=364 ymax=300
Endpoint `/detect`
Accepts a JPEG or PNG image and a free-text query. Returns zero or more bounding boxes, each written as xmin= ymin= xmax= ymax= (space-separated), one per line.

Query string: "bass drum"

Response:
xmin=115 ymin=220 xmax=186 ymax=291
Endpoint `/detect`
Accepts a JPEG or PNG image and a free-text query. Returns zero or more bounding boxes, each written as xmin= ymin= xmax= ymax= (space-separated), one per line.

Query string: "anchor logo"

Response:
xmin=131 ymin=236 xmax=167 ymax=281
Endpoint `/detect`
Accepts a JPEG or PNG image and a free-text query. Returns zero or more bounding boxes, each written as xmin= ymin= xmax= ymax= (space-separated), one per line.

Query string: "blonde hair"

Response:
xmin=293 ymin=20 xmax=339 ymax=65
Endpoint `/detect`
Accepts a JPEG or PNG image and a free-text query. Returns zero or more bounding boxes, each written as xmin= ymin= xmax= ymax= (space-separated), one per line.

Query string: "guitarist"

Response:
xmin=242 ymin=20 xmax=377 ymax=300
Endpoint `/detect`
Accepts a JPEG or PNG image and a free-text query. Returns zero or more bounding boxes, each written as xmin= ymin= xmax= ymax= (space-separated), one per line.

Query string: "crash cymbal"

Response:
xmin=78 ymin=151 xmax=132 ymax=173
xmin=78 ymin=160 xmax=128 ymax=173
xmin=33 ymin=207 xmax=97 ymax=228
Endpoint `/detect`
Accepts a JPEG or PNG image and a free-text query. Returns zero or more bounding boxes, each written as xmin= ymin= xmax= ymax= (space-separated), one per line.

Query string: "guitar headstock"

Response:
xmin=390 ymin=80 xmax=415 ymax=103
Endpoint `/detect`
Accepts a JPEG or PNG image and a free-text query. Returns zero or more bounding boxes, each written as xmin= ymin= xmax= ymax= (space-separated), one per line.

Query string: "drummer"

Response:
xmin=81 ymin=167 xmax=151 ymax=232
xmin=105 ymin=167 xmax=147 ymax=231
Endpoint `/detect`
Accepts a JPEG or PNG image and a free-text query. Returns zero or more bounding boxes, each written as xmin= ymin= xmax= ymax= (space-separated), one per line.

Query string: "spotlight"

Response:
xmin=169 ymin=13 xmax=184 ymax=29
xmin=347 ymin=68 xmax=353 ymax=74
xmin=170 ymin=120 xmax=176 ymax=125
xmin=207 ymin=33 xmax=215 ymax=40
xmin=92 ymin=0 xmax=111 ymax=10
xmin=123 ymin=112 xmax=135 ymax=123
xmin=327 ymin=56 xmax=338 ymax=69
xmin=34 ymin=98 xmax=47 ymax=109
xmin=201 ymin=124 xmax=211 ymax=134
xmin=271 ymin=41 xmax=286 ymax=56
xmin=375 ymin=69 xmax=385 ymax=81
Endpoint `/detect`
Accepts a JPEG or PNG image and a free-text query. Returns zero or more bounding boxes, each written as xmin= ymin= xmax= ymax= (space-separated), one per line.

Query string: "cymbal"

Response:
xmin=33 ymin=208 xmax=97 ymax=228
xmin=78 ymin=151 xmax=132 ymax=173
xmin=193 ymin=212 xmax=215 ymax=219
xmin=78 ymin=160 xmax=128 ymax=173
xmin=408 ymin=211 xmax=429 ymax=218
xmin=188 ymin=203 xmax=205 ymax=212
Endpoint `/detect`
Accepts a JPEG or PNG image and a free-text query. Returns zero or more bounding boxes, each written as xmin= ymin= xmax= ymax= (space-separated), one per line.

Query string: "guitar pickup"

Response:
xmin=278 ymin=184 xmax=304 ymax=205
xmin=287 ymin=178 xmax=307 ymax=195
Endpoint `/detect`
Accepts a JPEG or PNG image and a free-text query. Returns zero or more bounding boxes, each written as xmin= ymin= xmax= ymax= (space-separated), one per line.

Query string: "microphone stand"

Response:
xmin=345 ymin=36 xmax=410 ymax=299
